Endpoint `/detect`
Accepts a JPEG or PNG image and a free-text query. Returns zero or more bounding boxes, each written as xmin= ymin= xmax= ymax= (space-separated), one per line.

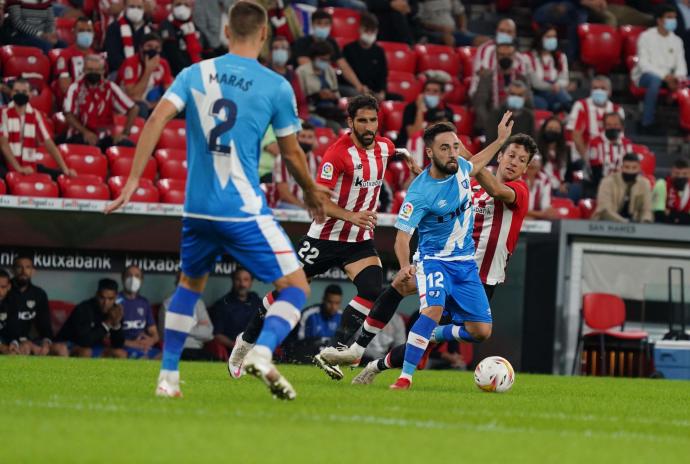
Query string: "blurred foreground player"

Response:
xmin=106 ymin=1 xmax=330 ymax=400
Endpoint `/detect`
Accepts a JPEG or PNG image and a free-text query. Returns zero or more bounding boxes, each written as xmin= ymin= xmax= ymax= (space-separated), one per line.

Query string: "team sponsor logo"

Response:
xmin=26 ymin=300 xmax=35 ymax=309
xmin=18 ymin=311 xmax=36 ymax=321
xmin=474 ymin=204 xmax=494 ymax=216
xmin=355 ymin=163 xmax=363 ymax=170
xmin=354 ymin=177 xmax=383 ymax=188
xmin=437 ymin=199 xmax=447 ymax=208
xmin=399 ymin=202 xmax=414 ymax=220
xmin=124 ymin=66 xmax=134 ymax=80
xmin=321 ymin=162 xmax=334 ymax=180
xmin=123 ymin=320 xmax=147 ymax=330
xmin=137 ymin=307 xmax=144 ymax=316
xmin=428 ymin=290 xmax=441 ymax=298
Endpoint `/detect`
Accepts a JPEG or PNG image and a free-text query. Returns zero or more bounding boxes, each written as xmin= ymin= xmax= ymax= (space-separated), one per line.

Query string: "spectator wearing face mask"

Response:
xmin=486 ymin=80 xmax=535 ymax=142
xmin=273 ymin=122 xmax=321 ymax=210
xmin=654 ymin=157 xmax=690 ymax=225
xmin=585 ymin=112 xmax=633 ymax=191
xmin=63 ymin=55 xmax=139 ymax=151
xmin=117 ymin=265 xmax=160 ymax=359
xmin=343 ymin=12 xmax=388 ymax=101
xmin=118 ymin=33 xmax=173 ymax=118
xmin=266 ymin=36 xmax=309 ymax=121
xmin=296 ymin=41 xmax=344 ymax=131
xmin=531 ymin=1 xmax=589 ymax=61
xmin=159 ymin=0 xmax=202 ymax=76
xmin=473 ymin=18 xmax=524 ymax=76
xmin=53 ymin=17 xmax=96 ymax=102
xmin=528 ymin=26 xmax=573 ymax=113
xmin=1 ymin=78 xmax=76 ymax=179
xmin=398 ymin=79 xmax=454 ymax=148
xmin=104 ymin=0 xmax=153 ymax=75
xmin=566 ymin=75 xmax=624 ymax=160
xmin=291 ymin=9 xmax=366 ymax=96
xmin=632 ymin=5 xmax=687 ymax=135
xmin=594 ymin=153 xmax=652 ymax=223
xmin=471 ymin=41 xmax=529 ymax=134
xmin=537 ymin=116 xmax=581 ymax=200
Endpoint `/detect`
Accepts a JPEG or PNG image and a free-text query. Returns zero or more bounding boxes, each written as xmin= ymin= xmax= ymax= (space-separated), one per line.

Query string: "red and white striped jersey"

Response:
xmin=308 ymin=134 xmax=394 ymax=242
xmin=527 ymin=171 xmax=552 ymax=212
xmin=273 ymin=150 xmax=321 ymax=204
xmin=566 ymin=97 xmax=625 ymax=155
xmin=471 ymin=179 xmax=529 ymax=285
xmin=665 ymin=177 xmax=690 ymax=213
xmin=587 ymin=134 xmax=634 ymax=177
xmin=63 ymin=77 xmax=135 ymax=137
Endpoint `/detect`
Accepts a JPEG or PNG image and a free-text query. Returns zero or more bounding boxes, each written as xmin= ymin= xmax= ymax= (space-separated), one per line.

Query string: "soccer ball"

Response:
xmin=474 ymin=356 xmax=515 ymax=393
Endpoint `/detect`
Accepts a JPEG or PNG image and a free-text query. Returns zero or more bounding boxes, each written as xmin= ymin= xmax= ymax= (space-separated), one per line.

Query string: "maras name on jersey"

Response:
xmin=208 ymin=73 xmax=253 ymax=91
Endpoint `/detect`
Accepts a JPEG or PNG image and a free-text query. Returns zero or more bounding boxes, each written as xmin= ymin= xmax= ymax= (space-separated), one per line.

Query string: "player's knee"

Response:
xmin=353 ymin=265 xmax=383 ymax=302
xmin=276 ymin=270 xmax=311 ymax=298
xmin=468 ymin=324 xmax=492 ymax=342
xmin=51 ymin=343 xmax=69 ymax=357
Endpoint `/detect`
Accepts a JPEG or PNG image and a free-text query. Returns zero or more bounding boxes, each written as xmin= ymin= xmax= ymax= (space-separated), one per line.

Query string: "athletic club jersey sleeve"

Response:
xmin=505 ymin=179 xmax=529 ymax=212
xmin=315 ymin=144 xmax=345 ymax=189
xmin=394 ymin=185 xmax=428 ymax=234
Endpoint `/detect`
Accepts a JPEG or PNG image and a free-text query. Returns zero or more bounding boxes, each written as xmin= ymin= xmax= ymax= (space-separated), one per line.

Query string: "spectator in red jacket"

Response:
xmin=63 ymin=54 xmax=139 ymax=151
xmin=54 ymin=16 xmax=96 ymax=101
xmin=0 ymin=78 xmax=76 ymax=179
xmin=118 ymin=32 xmax=173 ymax=118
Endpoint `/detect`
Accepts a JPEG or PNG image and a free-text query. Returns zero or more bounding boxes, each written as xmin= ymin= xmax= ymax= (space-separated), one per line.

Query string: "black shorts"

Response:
xmin=295 ymin=235 xmax=379 ymax=278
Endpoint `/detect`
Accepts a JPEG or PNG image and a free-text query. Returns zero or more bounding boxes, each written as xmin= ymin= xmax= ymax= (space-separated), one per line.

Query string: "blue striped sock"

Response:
xmin=432 ymin=324 xmax=481 ymax=343
xmin=400 ymin=314 xmax=437 ymax=381
xmin=161 ymin=286 xmax=200 ymax=372
xmin=255 ymin=287 xmax=306 ymax=352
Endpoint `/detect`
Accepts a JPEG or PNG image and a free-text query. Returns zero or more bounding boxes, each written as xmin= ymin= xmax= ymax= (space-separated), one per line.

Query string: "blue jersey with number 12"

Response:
xmin=162 ymin=54 xmax=301 ymax=220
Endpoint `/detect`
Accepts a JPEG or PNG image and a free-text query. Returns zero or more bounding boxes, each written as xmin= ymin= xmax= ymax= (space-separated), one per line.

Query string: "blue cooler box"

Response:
xmin=654 ymin=340 xmax=690 ymax=380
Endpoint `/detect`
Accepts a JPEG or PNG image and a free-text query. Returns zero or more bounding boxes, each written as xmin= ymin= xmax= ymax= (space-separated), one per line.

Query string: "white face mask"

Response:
xmin=360 ymin=32 xmax=377 ymax=46
xmin=173 ymin=5 xmax=191 ymax=21
xmin=126 ymin=6 xmax=144 ymax=24
xmin=124 ymin=276 xmax=142 ymax=294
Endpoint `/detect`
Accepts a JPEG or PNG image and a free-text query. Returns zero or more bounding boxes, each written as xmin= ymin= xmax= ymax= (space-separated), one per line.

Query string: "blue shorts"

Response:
xmin=180 ymin=216 xmax=301 ymax=282
xmin=416 ymin=259 xmax=492 ymax=324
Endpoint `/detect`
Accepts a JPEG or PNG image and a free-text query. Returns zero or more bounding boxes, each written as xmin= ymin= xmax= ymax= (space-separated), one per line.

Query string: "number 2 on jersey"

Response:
xmin=208 ymin=98 xmax=237 ymax=154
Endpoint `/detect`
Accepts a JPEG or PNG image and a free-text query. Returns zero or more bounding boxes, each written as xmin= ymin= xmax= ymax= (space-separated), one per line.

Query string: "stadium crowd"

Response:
xmin=0 ymin=1 xmax=689 ymax=224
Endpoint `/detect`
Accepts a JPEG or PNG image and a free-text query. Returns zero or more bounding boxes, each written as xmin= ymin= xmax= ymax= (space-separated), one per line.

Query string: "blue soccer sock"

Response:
xmin=255 ymin=287 xmax=306 ymax=353
xmin=432 ymin=324 xmax=482 ymax=343
xmin=400 ymin=314 xmax=437 ymax=382
xmin=161 ymin=286 xmax=201 ymax=372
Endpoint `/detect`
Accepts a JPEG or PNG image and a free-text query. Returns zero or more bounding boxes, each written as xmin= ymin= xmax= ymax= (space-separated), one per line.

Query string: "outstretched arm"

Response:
xmin=469 ymin=111 xmax=513 ymax=177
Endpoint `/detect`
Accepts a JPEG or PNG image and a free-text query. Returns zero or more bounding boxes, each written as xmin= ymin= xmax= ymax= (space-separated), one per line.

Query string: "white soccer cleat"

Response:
xmin=155 ymin=372 xmax=183 ymax=398
xmin=319 ymin=345 xmax=362 ymax=367
xmin=243 ymin=348 xmax=296 ymax=401
xmin=351 ymin=361 xmax=381 ymax=385
xmin=313 ymin=353 xmax=345 ymax=381
xmin=228 ymin=332 xmax=254 ymax=379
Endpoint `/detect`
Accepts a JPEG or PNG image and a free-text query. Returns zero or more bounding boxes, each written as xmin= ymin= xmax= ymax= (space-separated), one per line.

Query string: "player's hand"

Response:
xmin=496 ymin=111 xmax=514 ymax=144
xmin=18 ymin=165 xmax=34 ymax=175
xmin=83 ymin=130 xmax=99 ymax=146
xmin=415 ymin=93 xmax=427 ymax=113
xmin=108 ymin=304 xmax=123 ymax=325
xmin=112 ymin=133 xmax=128 ymax=144
xmin=38 ymin=342 xmax=50 ymax=356
xmin=400 ymin=264 xmax=416 ymax=280
xmin=347 ymin=210 xmax=377 ymax=230
xmin=104 ymin=180 xmax=139 ymax=214
xmin=303 ymin=184 xmax=333 ymax=224
xmin=396 ymin=148 xmax=423 ymax=176
xmin=144 ymin=55 xmax=160 ymax=73
xmin=64 ymin=168 xmax=78 ymax=177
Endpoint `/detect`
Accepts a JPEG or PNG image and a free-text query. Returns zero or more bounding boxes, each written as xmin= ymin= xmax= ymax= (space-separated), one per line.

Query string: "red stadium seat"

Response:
xmin=326 ymin=7 xmax=360 ymax=43
xmin=551 ymin=197 xmax=581 ymax=219
xmin=391 ymin=190 xmax=406 ymax=214
xmin=314 ymin=127 xmax=338 ymax=157
xmin=157 ymin=178 xmax=186 ymax=204
xmin=381 ymin=100 xmax=406 ymax=133
xmin=108 ymin=176 xmax=159 ymax=202
xmin=58 ymin=144 xmax=102 ymax=158
xmin=48 ymin=300 xmax=75 ymax=336
xmin=0 ymin=45 xmax=41 ymax=64
xmin=628 ymin=56 xmax=671 ymax=99
xmin=52 ymin=112 xmax=68 ymax=138
xmin=379 ymin=41 xmax=416 ymax=74
xmin=387 ymin=71 xmax=421 ymax=103
xmin=55 ymin=17 xmax=77 ymax=45
xmin=459 ymin=134 xmax=480 ymax=154
xmin=105 ymin=146 xmax=135 ymax=162
xmin=5 ymin=172 xmax=51 ymax=188
xmin=577 ymin=24 xmax=621 ymax=74
xmin=8 ymin=175 xmax=59 ymax=197
xmin=65 ymin=153 xmax=108 ymax=180
xmin=678 ymin=88 xmax=690 ymax=132
xmin=158 ymin=119 xmax=187 ymax=149
xmin=456 ymin=46 xmax=477 ymax=78
xmin=534 ymin=109 xmax=554 ymax=130
xmin=1 ymin=46 xmax=51 ymax=91
xmin=110 ymin=156 xmax=158 ymax=181
xmin=57 ymin=173 xmax=101 ymax=191
xmin=0 ymin=179 xmax=6 ymax=195
xmin=48 ymin=48 xmax=68 ymax=79
xmin=619 ymin=25 xmax=645 ymax=62
xmin=447 ymin=104 xmax=474 ymax=135
xmin=578 ymin=198 xmax=597 ymax=220
xmin=61 ymin=178 xmax=110 ymax=200
xmin=113 ymin=114 xmax=145 ymax=144
xmin=30 ymin=87 xmax=54 ymax=114
xmin=31 ymin=147 xmax=59 ymax=169
xmin=159 ymin=159 xmax=188 ymax=180
xmin=154 ymin=148 xmax=186 ymax=164
xmin=631 ymin=145 xmax=656 ymax=176
xmin=415 ymin=44 xmax=460 ymax=76
xmin=151 ymin=1 xmax=171 ymax=24
xmin=442 ymin=76 xmax=468 ymax=105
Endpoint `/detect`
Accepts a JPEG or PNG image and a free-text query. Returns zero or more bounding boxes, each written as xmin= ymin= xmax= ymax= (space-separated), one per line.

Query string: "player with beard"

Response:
xmin=228 ymin=94 xmax=421 ymax=380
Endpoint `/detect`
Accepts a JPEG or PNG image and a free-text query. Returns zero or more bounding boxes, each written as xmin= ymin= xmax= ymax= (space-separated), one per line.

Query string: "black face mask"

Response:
xmin=622 ymin=172 xmax=637 ymax=183
xmin=85 ymin=72 xmax=102 ymax=85
xmin=543 ymin=130 xmax=561 ymax=143
xmin=672 ymin=177 xmax=688 ymax=191
xmin=498 ymin=57 xmax=513 ymax=70
xmin=299 ymin=142 xmax=313 ymax=153
xmin=12 ymin=93 xmax=29 ymax=106
xmin=143 ymin=49 xmax=159 ymax=59
xmin=605 ymin=128 xmax=621 ymax=141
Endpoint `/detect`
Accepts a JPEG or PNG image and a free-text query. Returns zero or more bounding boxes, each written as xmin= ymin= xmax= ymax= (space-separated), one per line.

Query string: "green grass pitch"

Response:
xmin=1 ymin=357 xmax=689 ymax=464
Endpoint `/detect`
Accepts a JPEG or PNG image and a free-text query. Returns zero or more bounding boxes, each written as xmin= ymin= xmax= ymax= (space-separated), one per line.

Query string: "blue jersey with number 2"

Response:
xmin=162 ymin=54 xmax=301 ymax=220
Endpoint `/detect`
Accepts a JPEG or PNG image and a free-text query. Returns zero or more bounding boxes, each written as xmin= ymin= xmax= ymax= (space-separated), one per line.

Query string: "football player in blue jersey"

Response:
xmin=106 ymin=1 xmax=330 ymax=400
